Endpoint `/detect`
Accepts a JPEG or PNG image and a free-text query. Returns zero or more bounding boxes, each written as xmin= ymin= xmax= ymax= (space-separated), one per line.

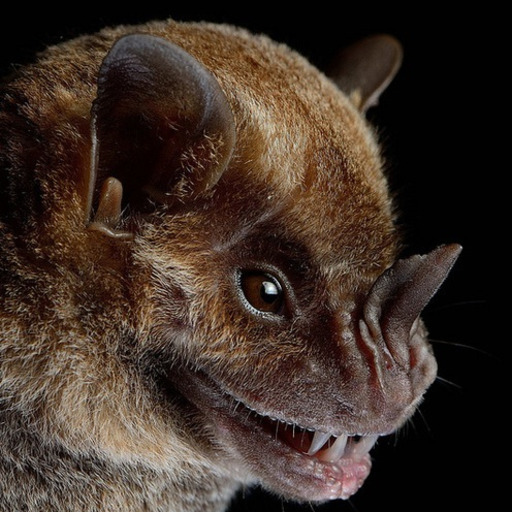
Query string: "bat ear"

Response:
xmin=85 ymin=34 xmax=236 ymax=238
xmin=328 ymin=34 xmax=403 ymax=113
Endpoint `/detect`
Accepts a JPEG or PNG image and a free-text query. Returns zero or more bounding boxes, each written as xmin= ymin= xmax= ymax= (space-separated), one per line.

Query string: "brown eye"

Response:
xmin=239 ymin=271 xmax=285 ymax=315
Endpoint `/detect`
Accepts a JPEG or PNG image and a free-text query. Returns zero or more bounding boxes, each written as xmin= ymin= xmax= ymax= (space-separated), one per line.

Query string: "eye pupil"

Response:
xmin=240 ymin=271 xmax=285 ymax=315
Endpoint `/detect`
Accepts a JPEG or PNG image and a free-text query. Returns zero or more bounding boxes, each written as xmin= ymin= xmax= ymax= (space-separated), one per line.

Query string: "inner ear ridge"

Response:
xmin=93 ymin=177 xmax=123 ymax=227
xmin=88 ymin=177 xmax=134 ymax=240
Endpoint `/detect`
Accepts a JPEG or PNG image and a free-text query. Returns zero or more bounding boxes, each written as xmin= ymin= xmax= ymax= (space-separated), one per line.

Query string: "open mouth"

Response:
xmin=175 ymin=368 xmax=381 ymax=502
xmin=226 ymin=397 xmax=379 ymax=500
xmin=239 ymin=400 xmax=379 ymax=463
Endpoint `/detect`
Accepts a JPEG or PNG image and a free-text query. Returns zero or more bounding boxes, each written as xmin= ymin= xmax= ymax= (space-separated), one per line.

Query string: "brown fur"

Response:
xmin=0 ymin=19 xmax=457 ymax=511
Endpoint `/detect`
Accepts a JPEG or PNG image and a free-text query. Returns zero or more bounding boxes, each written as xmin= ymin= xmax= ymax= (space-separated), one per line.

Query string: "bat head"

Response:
xmin=85 ymin=32 xmax=460 ymax=501
xmin=0 ymin=27 xmax=460 ymax=504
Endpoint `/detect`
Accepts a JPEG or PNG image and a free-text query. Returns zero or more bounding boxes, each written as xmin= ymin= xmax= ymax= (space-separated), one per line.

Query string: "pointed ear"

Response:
xmin=328 ymin=34 xmax=403 ymax=112
xmin=85 ymin=33 xmax=236 ymax=235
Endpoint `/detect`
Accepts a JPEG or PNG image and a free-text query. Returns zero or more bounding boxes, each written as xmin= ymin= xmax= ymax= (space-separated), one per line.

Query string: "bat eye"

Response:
xmin=239 ymin=271 xmax=285 ymax=315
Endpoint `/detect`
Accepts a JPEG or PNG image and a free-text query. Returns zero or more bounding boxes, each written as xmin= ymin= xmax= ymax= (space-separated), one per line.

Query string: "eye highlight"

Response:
xmin=239 ymin=271 xmax=285 ymax=316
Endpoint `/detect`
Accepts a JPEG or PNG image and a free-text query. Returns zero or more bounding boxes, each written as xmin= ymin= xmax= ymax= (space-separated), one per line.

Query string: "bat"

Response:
xmin=0 ymin=19 xmax=460 ymax=511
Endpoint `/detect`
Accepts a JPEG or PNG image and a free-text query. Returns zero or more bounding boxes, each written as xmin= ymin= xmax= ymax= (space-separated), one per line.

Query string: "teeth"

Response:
xmin=308 ymin=432 xmax=379 ymax=462
xmin=319 ymin=434 xmax=348 ymax=462
xmin=230 ymin=395 xmax=380 ymax=462
xmin=349 ymin=434 xmax=379 ymax=458
xmin=307 ymin=430 xmax=331 ymax=455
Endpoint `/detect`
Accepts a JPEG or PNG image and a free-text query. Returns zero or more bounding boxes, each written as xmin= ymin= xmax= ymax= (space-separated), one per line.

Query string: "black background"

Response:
xmin=0 ymin=3 xmax=501 ymax=511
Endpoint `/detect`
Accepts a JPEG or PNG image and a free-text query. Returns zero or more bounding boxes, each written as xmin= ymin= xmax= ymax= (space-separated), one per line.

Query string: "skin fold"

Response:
xmin=0 ymin=19 xmax=460 ymax=512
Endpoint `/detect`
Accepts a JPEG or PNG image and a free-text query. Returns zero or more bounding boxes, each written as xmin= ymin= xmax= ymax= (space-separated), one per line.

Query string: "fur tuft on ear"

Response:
xmin=85 ymin=33 xmax=236 ymax=236
xmin=328 ymin=34 xmax=403 ymax=112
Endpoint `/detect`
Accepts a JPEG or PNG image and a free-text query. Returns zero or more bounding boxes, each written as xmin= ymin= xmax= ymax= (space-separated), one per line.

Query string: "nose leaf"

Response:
xmin=363 ymin=244 xmax=462 ymax=369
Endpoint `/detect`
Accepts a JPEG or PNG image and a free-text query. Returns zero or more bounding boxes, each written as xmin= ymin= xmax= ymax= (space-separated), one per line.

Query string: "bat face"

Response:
xmin=0 ymin=21 xmax=460 ymax=510
xmin=137 ymin=171 xmax=459 ymax=501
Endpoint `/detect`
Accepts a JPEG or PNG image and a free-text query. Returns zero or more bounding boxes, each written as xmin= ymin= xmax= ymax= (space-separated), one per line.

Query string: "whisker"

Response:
xmin=429 ymin=338 xmax=496 ymax=359
xmin=388 ymin=419 xmax=409 ymax=446
xmin=427 ymin=299 xmax=486 ymax=313
xmin=414 ymin=407 xmax=433 ymax=437
xmin=346 ymin=497 xmax=361 ymax=512
xmin=435 ymin=375 xmax=463 ymax=390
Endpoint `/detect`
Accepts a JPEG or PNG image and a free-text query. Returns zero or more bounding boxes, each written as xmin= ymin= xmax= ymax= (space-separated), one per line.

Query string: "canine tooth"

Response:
xmin=351 ymin=434 xmax=379 ymax=457
xmin=320 ymin=434 xmax=348 ymax=462
xmin=307 ymin=431 xmax=331 ymax=455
